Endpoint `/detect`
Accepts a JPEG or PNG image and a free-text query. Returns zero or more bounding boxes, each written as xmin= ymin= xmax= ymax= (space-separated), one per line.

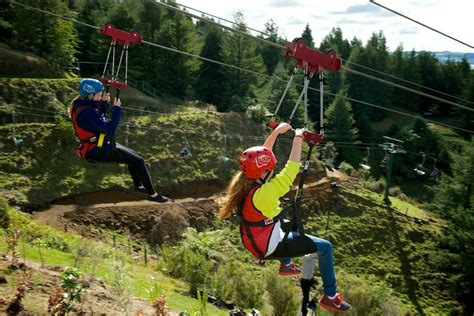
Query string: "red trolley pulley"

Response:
xmin=100 ymin=23 xmax=142 ymax=96
xmin=268 ymin=38 xmax=342 ymax=145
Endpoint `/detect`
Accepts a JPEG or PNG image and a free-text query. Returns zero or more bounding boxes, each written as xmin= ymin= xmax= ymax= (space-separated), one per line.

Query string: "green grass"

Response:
xmin=0 ymin=207 xmax=228 ymax=315
xmin=301 ymin=185 xmax=459 ymax=315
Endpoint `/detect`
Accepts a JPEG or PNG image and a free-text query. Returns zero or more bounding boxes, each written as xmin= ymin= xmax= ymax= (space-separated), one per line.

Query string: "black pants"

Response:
xmin=87 ymin=143 xmax=156 ymax=195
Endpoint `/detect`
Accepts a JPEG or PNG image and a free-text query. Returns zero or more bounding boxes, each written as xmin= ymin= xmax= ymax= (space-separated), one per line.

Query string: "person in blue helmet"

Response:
xmin=68 ymin=78 xmax=169 ymax=203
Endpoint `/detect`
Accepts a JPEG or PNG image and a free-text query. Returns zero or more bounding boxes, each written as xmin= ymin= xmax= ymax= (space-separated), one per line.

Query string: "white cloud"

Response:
xmin=268 ymin=0 xmax=303 ymax=8
xmin=178 ymin=0 xmax=474 ymax=52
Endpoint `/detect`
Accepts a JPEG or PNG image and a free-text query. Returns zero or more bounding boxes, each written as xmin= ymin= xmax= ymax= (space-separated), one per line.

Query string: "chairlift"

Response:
xmin=222 ymin=134 xmax=230 ymax=162
xmin=430 ymin=158 xmax=440 ymax=182
xmin=379 ymin=153 xmax=390 ymax=169
xmin=414 ymin=152 xmax=426 ymax=176
xmin=180 ymin=135 xmax=191 ymax=159
xmin=359 ymin=147 xmax=371 ymax=170
xmin=12 ymin=110 xmax=23 ymax=146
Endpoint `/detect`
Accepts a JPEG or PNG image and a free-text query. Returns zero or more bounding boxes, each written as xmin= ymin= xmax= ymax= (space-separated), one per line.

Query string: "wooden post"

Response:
xmin=144 ymin=244 xmax=147 ymax=266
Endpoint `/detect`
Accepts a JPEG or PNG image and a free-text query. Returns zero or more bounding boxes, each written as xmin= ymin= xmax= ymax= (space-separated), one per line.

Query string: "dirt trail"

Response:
xmin=32 ymin=168 xmax=352 ymax=240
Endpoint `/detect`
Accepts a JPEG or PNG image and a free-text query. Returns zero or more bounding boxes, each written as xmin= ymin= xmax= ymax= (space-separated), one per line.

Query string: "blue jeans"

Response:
xmin=280 ymin=232 xmax=337 ymax=296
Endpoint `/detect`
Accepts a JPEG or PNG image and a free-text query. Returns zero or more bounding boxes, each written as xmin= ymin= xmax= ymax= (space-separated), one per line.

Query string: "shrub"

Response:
xmin=336 ymin=271 xmax=401 ymax=316
xmin=150 ymin=209 xmax=189 ymax=245
xmin=364 ymin=177 xmax=386 ymax=193
xmin=339 ymin=161 xmax=355 ymax=176
xmin=0 ymin=198 xmax=9 ymax=228
xmin=48 ymin=267 xmax=85 ymax=315
xmin=265 ymin=272 xmax=299 ymax=315
xmin=389 ymin=186 xmax=402 ymax=197
xmin=245 ymin=103 xmax=269 ymax=124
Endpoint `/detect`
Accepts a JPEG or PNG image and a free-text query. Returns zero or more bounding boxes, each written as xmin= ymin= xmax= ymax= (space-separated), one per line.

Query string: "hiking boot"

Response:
xmin=319 ymin=293 xmax=351 ymax=313
xmin=278 ymin=262 xmax=301 ymax=276
xmin=147 ymin=194 xmax=170 ymax=203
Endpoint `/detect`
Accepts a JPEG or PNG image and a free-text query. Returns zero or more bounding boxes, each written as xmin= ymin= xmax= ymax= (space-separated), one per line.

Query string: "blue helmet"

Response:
xmin=79 ymin=78 xmax=104 ymax=96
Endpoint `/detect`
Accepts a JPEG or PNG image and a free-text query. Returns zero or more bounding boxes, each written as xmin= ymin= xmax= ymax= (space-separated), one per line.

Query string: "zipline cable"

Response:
xmin=343 ymin=59 xmax=474 ymax=106
xmin=8 ymin=0 xmax=474 ymax=134
xmin=343 ymin=67 xmax=474 ymax=112
xmin=157 ymin=1 xmax=474 ymax=113
xmin=175 ymin=0 xmax=474 ymax=107
xmin=369 ymin=0 xmax=474 ymax=49
xmin=2 ymin=108 xmax=452 ymax=164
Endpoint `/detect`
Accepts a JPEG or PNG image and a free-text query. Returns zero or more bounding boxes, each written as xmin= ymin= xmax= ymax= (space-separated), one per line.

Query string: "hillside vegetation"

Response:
xmin=0 ymin=47 xmax=472 ymax=314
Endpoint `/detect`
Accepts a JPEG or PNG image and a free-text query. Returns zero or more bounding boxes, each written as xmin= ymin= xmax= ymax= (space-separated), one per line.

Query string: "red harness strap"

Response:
xmin=71 ymin=105 xmax=98 ymax=159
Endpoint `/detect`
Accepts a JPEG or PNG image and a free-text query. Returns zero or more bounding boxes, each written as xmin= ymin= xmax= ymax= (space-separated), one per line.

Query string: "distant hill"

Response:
xmin=432 ymin=51 xmax=474 ymax=68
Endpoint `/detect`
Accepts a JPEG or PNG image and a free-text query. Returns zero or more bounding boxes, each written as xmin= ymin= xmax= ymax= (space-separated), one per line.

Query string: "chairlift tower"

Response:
xmin=379 ymin=136 xmax=405 ymax=206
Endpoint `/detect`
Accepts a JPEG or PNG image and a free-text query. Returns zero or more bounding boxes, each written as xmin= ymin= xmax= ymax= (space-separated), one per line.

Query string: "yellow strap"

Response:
xmin=97 ymin=133 xmax=106 ymax=148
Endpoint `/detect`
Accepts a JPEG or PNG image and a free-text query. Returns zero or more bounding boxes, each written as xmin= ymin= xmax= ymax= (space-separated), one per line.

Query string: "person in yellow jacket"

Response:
xmin=219 ymin=123 xmax=351 ymax=313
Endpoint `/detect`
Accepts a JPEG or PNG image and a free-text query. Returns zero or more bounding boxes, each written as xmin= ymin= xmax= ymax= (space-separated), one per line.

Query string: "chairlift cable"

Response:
xmin=8 ymin=0 xmax=474 ymax=134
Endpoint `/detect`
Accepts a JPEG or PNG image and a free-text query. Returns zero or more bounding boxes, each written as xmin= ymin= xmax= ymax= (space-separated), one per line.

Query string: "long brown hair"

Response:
xmin=67 ymin=95 xmax=81 ymax=118
xmin=218 ymin=172 xmax=254 ymax=219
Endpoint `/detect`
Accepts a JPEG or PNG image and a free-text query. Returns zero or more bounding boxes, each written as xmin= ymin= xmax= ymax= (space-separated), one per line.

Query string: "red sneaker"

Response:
xmin=319 ymin=293 xmax=351 ymax=313
xmin=278 ymin=262 xmax=301 ymax=276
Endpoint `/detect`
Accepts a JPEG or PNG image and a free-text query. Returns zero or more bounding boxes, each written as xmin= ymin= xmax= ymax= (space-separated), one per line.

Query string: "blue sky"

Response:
xmin=178 ymin=0 xmax=473 ymax=53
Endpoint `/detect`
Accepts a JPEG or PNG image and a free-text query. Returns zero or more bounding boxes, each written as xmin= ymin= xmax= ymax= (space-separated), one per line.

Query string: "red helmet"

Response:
xmin=239 ymin=146 xmax=277 ymax=179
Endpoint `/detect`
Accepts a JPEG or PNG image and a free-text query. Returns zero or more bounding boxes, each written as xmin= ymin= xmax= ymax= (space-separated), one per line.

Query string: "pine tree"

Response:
xmin=301 ymin=24 xmax=314 ymax=48
xmin=75 ymin=0 xmax=115 ymax=76
xmin=225 ymin=11 xmax=264 ymax=111
xmin=10 ymin=0 xmax=78 ymax=70
xmin=417 ymin=51 xmax=442 ymax=114
xmin=155 ymin=1 xmax=196 ymax=98
xmin=257 ymin=19 xmax=282 ymax=75
xmin=325 ymin=90 xmax=359 ymax=164
xmin=195 ymin=26 xmax=228 ymax=111
xmin=388 ymin=46 xmax=420 ymax=112
xmin=265 ymin=63 xmax=302 ymax=125
xmin=137 ymin=1 xmax=164 ymax=86
xmin=309 ymin=27 xmax=351 ymax=129
xmin=344 ymin=31 xmax=390 ymax=127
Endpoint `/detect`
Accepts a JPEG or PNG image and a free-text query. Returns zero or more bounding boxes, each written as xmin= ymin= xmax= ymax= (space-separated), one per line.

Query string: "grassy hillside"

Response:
xmin=0 ymin=204 xmax=228 ymax=315
xmin=0 ymin=77 xmax=466 ymax=314
xmin=0 ymin=43 xmax=63 ymax=78
xmin=0 ymin=105 xmax=290 ymax=208
xmin=0 ymin=77 xmax=176 ymax=124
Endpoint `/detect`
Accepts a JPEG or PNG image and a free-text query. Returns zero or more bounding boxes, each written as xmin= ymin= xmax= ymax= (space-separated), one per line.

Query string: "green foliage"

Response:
xmin=0 ymin=198 xmax=9 ymax=228
xmin=325 ymin=90 xmax=359 ymax=164
xmin=335 ymin=272 xmax=403 ymax=316
xmin=224 ymin=12 xmax=264 ymax=112
xmin=61 ymin=267 xmax=84 ymax=305
xmin=301 ymin=24 xmax=315 ymax=48
xmin=196 ymin=289 xmax=208 ymax=316
xmin=245 ymin=103 xmax=269 ymax=124
xmin=321 ymin=141 xmax=338 ymax=168
xmin=195 ymin=26 xmax=228 ymax=110
xmin=256 ymin=19 xmax=282 ymax=75
xmin=344 ymin=31 xmax=390 ymax=132
xmin=391 ymin=118 xmax=449 ymax=181
xmin=428 ymin=143 xmax=474 ymax=312
xmin=338 ymin=161 xmax=355 ymax=176
xmin=160 ymin=228 xmax=265 ymax=309
xmin=265 ymin=273 xmax=299 ymax=315
xmin=9 ymin=0 xmax=78 ymax=70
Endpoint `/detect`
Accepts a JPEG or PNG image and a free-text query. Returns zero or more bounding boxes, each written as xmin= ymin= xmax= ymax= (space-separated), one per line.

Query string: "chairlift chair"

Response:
xmin=414 ymin=152 xmax=426 ymax=176
xmin=359 ymin=147 xmax=371 ymax=170
xmin=222 ymin=134 xmax=230 ymax=162
xmin=12 ymin=110 xmax=23 ymax=146
xmin=430 ymin=158 xmax=440 ymax=181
